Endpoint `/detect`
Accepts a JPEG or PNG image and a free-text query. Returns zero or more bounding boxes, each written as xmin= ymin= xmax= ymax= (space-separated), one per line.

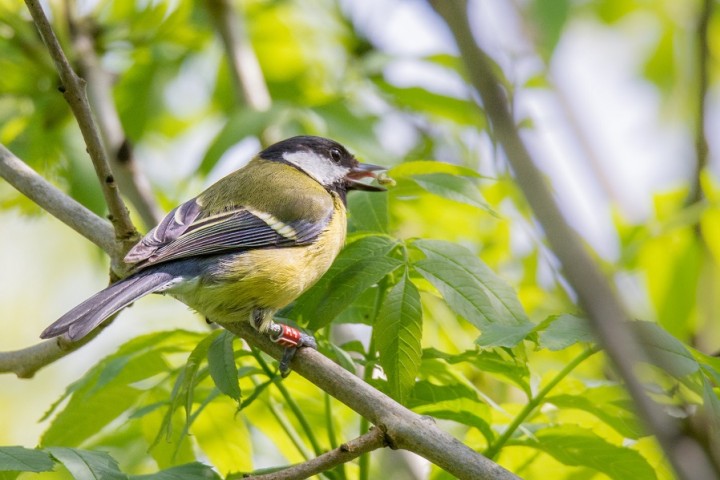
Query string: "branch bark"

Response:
xmin=428 ymin=1 xmax=718 ymax=479
xmin=0 ymin=143 xmax=116 ymax=258
xmin=24 ymin=0 xmax=139 ymax=253
xmin=205 ymin=0 xmax=271 ymax=113
xmin=68 ymin=15 xmax=163 ymax=230
xmin=245 ymin=427 xmax=386 ymax=480
xmin=688 ymin=0 xmax=712 ymax=206
xmin=223 ymin=322 xmax=520 ymax=480
xmin=0 ymin=322 xmax=110 ymax=379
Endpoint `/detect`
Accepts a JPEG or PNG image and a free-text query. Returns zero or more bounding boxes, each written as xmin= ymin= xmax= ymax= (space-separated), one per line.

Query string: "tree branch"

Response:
xmin=0 ymin=323 xmax=109 ymax=379
xmin=24 ymin=0 xmax=139 ymax=252
xmin=428 ymin=1 xmax=718 ymax=479
xmin=205 ymin=0 xmax=271 ymax=113
xmin=223 ymin=322 xmax=520 ymax=480
xmin=67 ymin=13 xmax=162 ymax=230
xmin=0 ymin=143 xmax=117 ymax=258
xmin=244 ymin=427 xmax=386 ymax=480
xmin=688 ymin=0 xmax=712 ymax=206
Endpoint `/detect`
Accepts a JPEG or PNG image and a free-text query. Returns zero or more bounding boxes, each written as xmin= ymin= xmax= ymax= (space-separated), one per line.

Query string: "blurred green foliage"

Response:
xmin=1 ymin=0 xmax=719 ymax=479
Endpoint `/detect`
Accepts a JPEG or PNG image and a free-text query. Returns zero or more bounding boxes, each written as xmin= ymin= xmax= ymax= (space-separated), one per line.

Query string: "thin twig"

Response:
xmin=428 ymin=1 xmax=718 ymax=479
xmin=485 ymin=347 xmax=599 ymax=458
xmin=223 ymin=322 xmax=520 ymax=480
xmin=205 ymin=0 xmax=271 ymax=113
xmin=0 ymin=319 xmax=111 ymax=378
xmin=0 ymin=143 xmax=117 ymax=258
xmin=68 ymin=14 xmax=162 ymax=229
xmin=244 ymin=428 xmax=386 ymax=480
xmin=688 ymin=0 xmax=712 ymax=206
xmin=253 ymin=350 xmax=324 ymax=456
xmin=24 ymin=0 xmax=139 ymax=252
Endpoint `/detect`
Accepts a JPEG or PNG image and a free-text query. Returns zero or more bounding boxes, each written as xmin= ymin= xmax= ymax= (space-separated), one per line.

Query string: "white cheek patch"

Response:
xmin=283 ymin=151 xmax=348 ymax=186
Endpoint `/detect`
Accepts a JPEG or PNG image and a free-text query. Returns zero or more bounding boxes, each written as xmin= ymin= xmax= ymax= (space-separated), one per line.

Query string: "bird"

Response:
xmin=40 ymin=135 xmax=386 ymax=373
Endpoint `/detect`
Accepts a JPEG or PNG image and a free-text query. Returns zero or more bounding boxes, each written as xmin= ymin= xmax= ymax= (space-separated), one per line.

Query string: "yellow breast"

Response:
xmin=178 ymin=193 xmax=347 ymax=325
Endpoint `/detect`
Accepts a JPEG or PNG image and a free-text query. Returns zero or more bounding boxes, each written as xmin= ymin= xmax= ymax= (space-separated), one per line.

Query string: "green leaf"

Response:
xmin=375 ymin=273 xmax=423 ymax=403
xmin=47 ymin=448 xmax=126 ymax=480
xmin=207 ymin=331 xmax=241 ymax=402
xmin=328 ymin=342 xmax=358 ymax=373
xmin=191 ymin=397 xmax=252 ymax=474
xmin=287 ymin=235 xmax=404 ymax=330
xmin=130 ymin=463 xmax=220 ymax=480
xmin=412 ymin=239 xmax=533 ymax=347
xmin=180 ymin=332 xmax=221 ymax=426
xmin=409 ymin=375 xmax=493 ymax=442
xmin=547 ymin=387 xmax=644 ymax=439
xmin=631 ymin=321 xmax=699 ymax=378
xmin=411 ymin=173 xmax=495 ymax=214
xmin=513 ymin=426 xmax=656 ymax=480
xmin=538 ymin=314 xmax=595 ymax=351
xmin=702 ymin=377 xmax=720 ymax=451
xmin=0 ymin=447 xmax=53 ymax=472
xmin=42 ymin=351 xmax=166 ymax=447
xmin=530 ymin=0 xmax=570 ymax=58
xmin=332 ymin=286 xmax=380 ymax=325
xmin=375 ymin=79 xmax=485 ymax=127
xmin=389 ymin=161 xmax=484 ymax=179
xmin=409 ymin=380 xmax=480 ymax=406
xmin=422 ymin=348 xmax=530 ymax=394
xmin=348 ymin=190 xmax=389 ymax=233
xmin=414 ymin=406 xmax=494 ymax=444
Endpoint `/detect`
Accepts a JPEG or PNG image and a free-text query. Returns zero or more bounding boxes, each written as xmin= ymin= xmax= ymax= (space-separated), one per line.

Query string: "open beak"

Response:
xmin=346 ymin=162 xmax=386 ymax=192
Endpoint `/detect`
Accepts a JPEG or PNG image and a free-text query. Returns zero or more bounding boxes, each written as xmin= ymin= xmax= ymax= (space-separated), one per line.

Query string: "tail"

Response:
xmin=40 ymin=270 xmax=177 ymax=341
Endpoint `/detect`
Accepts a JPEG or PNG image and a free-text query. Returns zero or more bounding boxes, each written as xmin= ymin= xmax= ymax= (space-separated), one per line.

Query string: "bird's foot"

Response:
xmin=267 ymin=323 xmax=317 ymax=377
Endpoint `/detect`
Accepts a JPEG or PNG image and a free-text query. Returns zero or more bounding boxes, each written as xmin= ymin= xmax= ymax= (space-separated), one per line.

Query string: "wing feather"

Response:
xmin=124 ymin=197 xmax=332 ymax=268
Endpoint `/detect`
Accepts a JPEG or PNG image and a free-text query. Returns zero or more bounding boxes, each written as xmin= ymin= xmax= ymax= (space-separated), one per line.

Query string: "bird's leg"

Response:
xmin=252 ymin=309 xmax=317 ymax=377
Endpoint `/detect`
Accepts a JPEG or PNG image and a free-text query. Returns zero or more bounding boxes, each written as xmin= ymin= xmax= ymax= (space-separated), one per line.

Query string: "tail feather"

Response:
xmin=41 ymin=270 xmax=177 ymax=341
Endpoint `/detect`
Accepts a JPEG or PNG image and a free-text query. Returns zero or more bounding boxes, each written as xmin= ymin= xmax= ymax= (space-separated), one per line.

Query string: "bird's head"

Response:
xmin=259 ymin=136 xmax=386 ymax=195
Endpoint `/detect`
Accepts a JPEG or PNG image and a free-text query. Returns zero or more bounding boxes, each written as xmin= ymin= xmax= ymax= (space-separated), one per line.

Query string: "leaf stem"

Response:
xmin=485 ymin=346 xmax=599 ymax=459
xmin=325 ymin=392 xmax=347 ymax=480
xmin=359 ymin=280 xmax=388 ymax=480
xmin=252 ymin=349 xmax=324 ymax=456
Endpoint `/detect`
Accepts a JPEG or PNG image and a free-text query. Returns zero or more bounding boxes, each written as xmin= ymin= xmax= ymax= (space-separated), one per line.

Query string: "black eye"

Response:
xmin=330 ymin=148 xmax=342 ymax=163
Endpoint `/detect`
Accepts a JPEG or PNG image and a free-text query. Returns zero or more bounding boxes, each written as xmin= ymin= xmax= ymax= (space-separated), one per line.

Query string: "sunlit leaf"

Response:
xmin=414 ymin=405 xmax=494 ymax=444
xmin=412 ymin=239 xmax=533 ymax=347
xmin=513 ymin=426 xmax=657 ymax=479
xmin=547 ymin=386 xmax=644 ymax=439
xmin=631 ymin=321 xmax=699 ymax=378
xmin=409 ymin=380 xmax=480 ymax=406
xmin=287 ymin=235 xmax=403 ymax=329
xmin=422 ymin=348 xmax=530 ymax=394
xmin=348 ymin=190 xmax=389 ymax=233
xmin=178 ymin=332 xmax=221 ymax=427
xmin=42 ymin=350 xmax=169 ymax=447
xmin=530 ymin=0 xmax=570 ymax=57
xmin=375 ymin=272 xmax=423 ymax=403
xmin=538 ymin=314 xmax=594 ymax=351
xmin=412 ymin=173 xmax=495 ymax=214
xmin=375 ymin=79 xmax=485 ymax=127
xmin=207 ymin=331 xmax=241 ymax=402
xmin=389 ymin=161 xmax=484 ymax=179
xmin=191 ymin=397 xmax=252 ymax=475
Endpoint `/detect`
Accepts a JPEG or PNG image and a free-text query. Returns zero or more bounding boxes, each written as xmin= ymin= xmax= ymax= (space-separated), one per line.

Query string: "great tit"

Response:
xmin=41 ymin=136 xmax=385 ymax=372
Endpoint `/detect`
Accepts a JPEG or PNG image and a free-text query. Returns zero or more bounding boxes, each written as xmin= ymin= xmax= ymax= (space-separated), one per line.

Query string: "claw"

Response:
xmin=269 ymin=323 xmax=317 ymax=377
